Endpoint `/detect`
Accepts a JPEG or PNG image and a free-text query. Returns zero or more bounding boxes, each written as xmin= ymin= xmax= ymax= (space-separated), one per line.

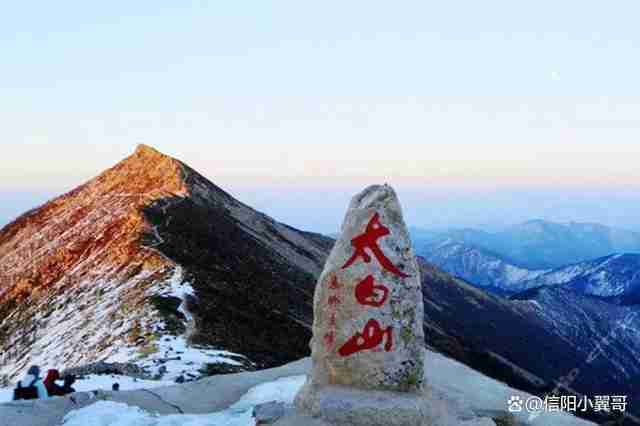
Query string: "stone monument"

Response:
xmin=295 ymin=184 xmax=430 ymax=426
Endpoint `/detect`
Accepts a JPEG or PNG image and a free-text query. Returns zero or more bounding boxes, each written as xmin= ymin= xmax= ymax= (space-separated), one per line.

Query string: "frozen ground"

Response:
xmin=62 ymin=375 xmax=305 ymax=426
xmin=107 ymin=334 xmax=247 ymax=382
xmin=0 ymin=350 xmax=596 ymax=426
xmin=1 ymin=266 xmax=249 ymax=384
xmin=105 ymin=268 xmax=250 ymax=382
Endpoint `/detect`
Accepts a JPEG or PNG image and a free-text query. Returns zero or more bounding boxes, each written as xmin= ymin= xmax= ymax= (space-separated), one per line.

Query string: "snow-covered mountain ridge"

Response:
xmin=418 ymin=237 xmax=640 ymax=303
xmin=0 ymin=145 xmax=332 ymax=381
xmin=413 ymin=219 xmax=640 ymax=270
xmin=522 ymin=253 xmax=640 ymax=301
xmin=420 ymin=260 xmax=640 ymax=424
xmin=418 ymin=239 xmax=547 ymax=294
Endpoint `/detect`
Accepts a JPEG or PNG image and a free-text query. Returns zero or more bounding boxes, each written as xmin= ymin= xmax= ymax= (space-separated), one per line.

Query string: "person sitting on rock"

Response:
xmin=43 ymin=369 xmax=63 ymax=396
xmin=44 ymin=369 xmax=75 ymax=397
xmin=13 ymin=365 xmax=49 ymax=400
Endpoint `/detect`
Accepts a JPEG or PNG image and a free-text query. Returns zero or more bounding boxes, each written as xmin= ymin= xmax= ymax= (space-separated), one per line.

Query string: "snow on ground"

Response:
xmin=0 ymin=388 xmax=12 ymax=403
xmin=134 ymin=335 xmax=246 ymax=382
xmin=104 ymin=267 xmax=250 ymax=382
xmin=158 ymin=267 xmax=195 ymax=323
xmin=233 ymin=375 xmax=305 ymax=409
xmin=61 ymin=375 xmax=307 ymax=426
xmin=0 ymin=374 xmax=174 ymax=403
xmin=73 ymin=375 xmax=173 ymax=393
xmin=503 ymin=263 xmax=548 ymax=284
xmin=103 ymin=333 xmax=246 ymax=383
xmin=63 ymin=401 xmax=253 ymax=426
xmin=3 ymin=350 xmax=596 ymax=425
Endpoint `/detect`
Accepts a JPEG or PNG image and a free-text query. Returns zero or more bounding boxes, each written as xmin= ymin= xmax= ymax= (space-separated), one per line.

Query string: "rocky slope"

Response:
xmin=522 ymin=253 xmax=640 ymax=303
xmin=0 ymin=145 xmax=332 ymax=381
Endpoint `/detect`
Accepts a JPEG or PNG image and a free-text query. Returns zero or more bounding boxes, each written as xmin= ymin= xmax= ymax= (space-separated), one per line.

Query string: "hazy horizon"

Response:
xmin=3 ymin=148 xmax=640 ymax=234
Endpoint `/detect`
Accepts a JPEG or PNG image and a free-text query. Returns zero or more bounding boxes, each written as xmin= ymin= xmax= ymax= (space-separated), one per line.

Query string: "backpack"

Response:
xmin=13 ymin=378 xmax=39 ymax=400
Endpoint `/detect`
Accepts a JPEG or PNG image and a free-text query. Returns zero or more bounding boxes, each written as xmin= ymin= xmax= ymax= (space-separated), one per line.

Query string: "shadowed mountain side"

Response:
xmin=142 ymin=195 xmax=320 ymax=367
xmin=421 ymin=259 xmax=571 ymax=391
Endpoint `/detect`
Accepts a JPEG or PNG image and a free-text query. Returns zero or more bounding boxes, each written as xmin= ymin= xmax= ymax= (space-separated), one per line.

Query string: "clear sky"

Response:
xmin=2 ymin=1 xmax=640 ymax=232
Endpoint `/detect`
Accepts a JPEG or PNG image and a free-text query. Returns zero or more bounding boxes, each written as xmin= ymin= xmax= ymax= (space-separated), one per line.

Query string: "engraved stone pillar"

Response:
xmin=295 ymin=184 xmax=430 ymax=426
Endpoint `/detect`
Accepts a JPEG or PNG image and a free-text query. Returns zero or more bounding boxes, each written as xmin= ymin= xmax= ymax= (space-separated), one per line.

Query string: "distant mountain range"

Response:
xmin=417 ymin=239 xmax=546 ymax=295
xmin=523 ymin=253 xmax=640 ymax=305
xmin=413 ymin=219 xmax=640 ymax=270
xmin=419 ymin=242 xmax=640 ymax=304
xmin=414 ymin=220 xmax=640 ymax=304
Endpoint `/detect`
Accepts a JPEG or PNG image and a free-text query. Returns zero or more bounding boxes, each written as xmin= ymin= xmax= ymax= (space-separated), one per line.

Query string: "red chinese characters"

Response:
xmin=338 ymin=319 xmax=393 ymax=357
xmin=327 ymin=295 xmax=341 ymax=307
xmin=341 ymin=213 xmax=409 ymax=278
xmin=324 ymin=275 xmax=342 ymax=352
xmin=354 ymin=275 xmax=389 ymax=307
xmin=329 ymin=313 xmax=337 ymax=327
xmin=323 ymin=331 xmax=335 ymax=348
xmin=336 ymin=212 xmax=408 ymax=357
xmin=329 ymin=276 xmax=342 ymax=290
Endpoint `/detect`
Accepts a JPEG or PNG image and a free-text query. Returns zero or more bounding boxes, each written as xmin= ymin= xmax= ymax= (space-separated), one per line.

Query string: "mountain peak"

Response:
xmin=94 ymin=145 xmax=188 ymax=200
xmin=133 ymin=144 xmax=169 ymax=160
xmin=0 ymin=146 xmax=333 ymax=379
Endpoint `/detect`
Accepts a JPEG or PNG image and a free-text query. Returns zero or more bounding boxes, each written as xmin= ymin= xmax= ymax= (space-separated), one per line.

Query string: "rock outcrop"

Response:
xmin=296 ymin=185 xmax=427 ymax=425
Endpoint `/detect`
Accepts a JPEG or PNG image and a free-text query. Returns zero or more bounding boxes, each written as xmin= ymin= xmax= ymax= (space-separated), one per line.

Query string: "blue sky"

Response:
xmin=2 ymin=1 xmax=640 ymax=232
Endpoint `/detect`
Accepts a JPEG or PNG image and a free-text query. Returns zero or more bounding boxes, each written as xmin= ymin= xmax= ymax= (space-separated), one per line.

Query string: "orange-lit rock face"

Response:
xmin=0 ymin=145 xmax=188 ymax=378
xmin=1 ymin=145 xmax=187 ymax=298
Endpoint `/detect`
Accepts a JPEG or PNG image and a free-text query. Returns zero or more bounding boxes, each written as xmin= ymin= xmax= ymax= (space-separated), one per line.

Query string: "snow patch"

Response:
xmin=528 ymin=300 xmax=543 ymax=310
xmin=60 ymin=375 xmax=307 ymax=426
xmin=133 ymin=335 xmax=246 ymax=382
xmin=62 ymin=400 xmax=255 ymax=426
xmin=152 ymin=266 xmax=195 ymax=323
xmin=107 ymin=266 xmax=251 ymax=382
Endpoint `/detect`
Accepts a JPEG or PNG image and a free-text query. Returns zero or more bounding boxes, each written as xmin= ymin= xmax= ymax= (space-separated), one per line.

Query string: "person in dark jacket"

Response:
xmin=44 ymin=369 xmax=75 ymax=397
xmin=13 ymin=365 xmax=49 ymax=400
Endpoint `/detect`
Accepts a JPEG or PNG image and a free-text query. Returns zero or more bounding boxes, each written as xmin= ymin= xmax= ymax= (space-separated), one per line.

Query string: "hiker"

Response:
xmin=13 ymin=365 xmax=49 ymax=400
xmin=44 ymin=369 xmax=75 ymax=397
xmin=62 ymin=375 xmax=77 ymax=394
